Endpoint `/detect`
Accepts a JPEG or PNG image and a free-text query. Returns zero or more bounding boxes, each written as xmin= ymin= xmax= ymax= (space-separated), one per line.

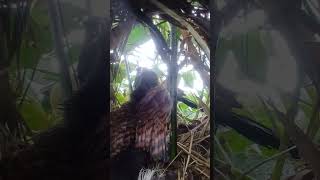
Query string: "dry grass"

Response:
xmin=163 ymin=115 xmax=210 ymax=180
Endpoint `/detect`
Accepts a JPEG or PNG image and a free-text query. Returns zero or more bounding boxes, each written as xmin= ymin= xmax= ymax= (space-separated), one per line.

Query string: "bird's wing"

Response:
xmin=134 ymin=86 xmax=172 ymax=161
xmin=110 ymin=103 xmax=136 ymax=157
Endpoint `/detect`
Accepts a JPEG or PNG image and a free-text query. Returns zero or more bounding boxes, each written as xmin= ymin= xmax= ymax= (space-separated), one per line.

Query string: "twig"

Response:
xmin=195 ymin=166 xmax=210 ymax=178
xmin=214 ymin=167 xmax=230 ymax=180
xmin=18 ymin=62 xmax=38 ymax=108
xmin=177 ymin=142 xmax=209 ymax=167
xmin=183 ymin=131 xmax=194 ymax=179
xmin=160 ymin=150 xmax=183 ymax=177
xmin=214 ymin=135 xmax=233 ymax=166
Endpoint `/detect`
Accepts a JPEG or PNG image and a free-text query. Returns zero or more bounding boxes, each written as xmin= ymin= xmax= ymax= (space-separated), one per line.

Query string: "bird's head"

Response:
xmin=131 ymin=68 xmax=160 ymax=102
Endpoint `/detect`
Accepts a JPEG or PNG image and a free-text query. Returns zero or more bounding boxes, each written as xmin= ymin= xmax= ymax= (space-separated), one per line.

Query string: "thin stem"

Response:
xmin=240 ymin=146 xmax=296 ymax=179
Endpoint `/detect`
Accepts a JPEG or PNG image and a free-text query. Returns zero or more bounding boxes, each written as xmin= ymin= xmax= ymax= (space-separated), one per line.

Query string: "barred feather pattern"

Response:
xmin=135 ymin=86 xmax=172 ymax=161
xmin=110 ymin=85 xmax=172 ymax=161
xmin=110 ymin=103 xmax=137 ymax=156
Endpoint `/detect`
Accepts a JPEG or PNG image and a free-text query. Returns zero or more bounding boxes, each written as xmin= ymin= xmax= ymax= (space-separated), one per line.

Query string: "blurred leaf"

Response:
xmin=178 ymin=102 xmax=189 ymax=112
xmin=19 ymin=0 xmax=86 ymax=69
xmin=177 ymin=102 xmax=198 ymax=120
xmin=232 ymin=152 xmax=277 ymax=179
xmin=19 ymin=24 xmax=52 ymax=68
xmin=115 ymin=91 xmax=128 ymax=105
xmin=185 ymin=93 xmax=198 ymax=104
xmin=20 ymin=98 xmax=49 ymax=131
xmin=219 ymin=130 xmax=252 ymax=153
xmin=305 ymin=85 xmax=317 ymax=103
xmin=230 ymin=30 xmax=268 ymax=83
xmin=68 ymin=44 xmax=82 ymax=64
xmin=18 ymin=2 xmax=53 ymax=69
xmin=56 ymin=2 xmax=87 ymax=33
xmin=259 ymin=30 xmax=273 ymax=55
xmin=37 ymin=69 xmax=60 ymax=81
xmin=181 ymin=71 xmax=195 ymax=88
xmin=158 ymin=21 xmax=170 ymax=42
xmin=300 ymin=102 xmax=313 ymax=120
xmin=49 ymin=83 xmax=64 ymax=123
xmin=115 ymin=62 xmax=127 ymax=84
xmin=126 ymin=24 xmax=151 ymax=52
xmin=233 ymin=108 xmax=255 ymax=121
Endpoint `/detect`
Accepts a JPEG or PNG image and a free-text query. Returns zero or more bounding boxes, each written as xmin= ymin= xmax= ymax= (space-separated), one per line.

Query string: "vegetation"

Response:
xmin=0 ymin=0 xmax=320 ymax=179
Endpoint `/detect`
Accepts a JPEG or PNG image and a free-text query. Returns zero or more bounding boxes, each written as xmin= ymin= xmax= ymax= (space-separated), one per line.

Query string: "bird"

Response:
xmin=110 ymin=67 xmax=285 ymax=154
xmin=110 ymin=68 xmax=172 ymax=180
xmin=111 ymin=68 xmax=172 ymax=161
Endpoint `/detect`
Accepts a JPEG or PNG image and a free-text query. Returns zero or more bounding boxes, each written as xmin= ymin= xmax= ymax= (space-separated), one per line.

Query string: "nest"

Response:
xmin=160 ymin=116 xmax=210 ymax=180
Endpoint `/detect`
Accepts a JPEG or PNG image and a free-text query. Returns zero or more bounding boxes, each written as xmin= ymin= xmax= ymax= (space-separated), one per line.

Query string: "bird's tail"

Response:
xmin=137 ymin=168 xmax=160 ymax=180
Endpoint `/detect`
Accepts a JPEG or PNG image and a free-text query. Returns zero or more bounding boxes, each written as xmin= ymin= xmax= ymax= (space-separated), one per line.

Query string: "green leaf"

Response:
xmin=158 ymin=21 xmax=170 ymax=43
xmin=20 ymin=98 xmax=50 ymax=131
xmin=218 ymin=130 xmax=252 ymax=153
xmin=230 ymin=30 xmax=268 ymax=83
xmin=18 ymin=7 xmax=53 ymax=69
xmin=115 ymin=91 xmax=128 ymax=105
xmin=126 ymin=24 xmax=151 ymax=52
xmin=181 ymin=71 xmax=195 ymax=88
xmin=305 ymin=85 xmax=317 ymax=103
xmin=178 ymin=102 xmax=189 ymax=112
xmin=300 ymin=102 xmax=312 ymax=120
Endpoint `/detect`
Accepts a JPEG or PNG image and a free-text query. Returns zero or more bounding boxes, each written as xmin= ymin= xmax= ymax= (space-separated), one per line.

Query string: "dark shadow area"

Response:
xmin=212 ymin=0 xmax=320 ymax=179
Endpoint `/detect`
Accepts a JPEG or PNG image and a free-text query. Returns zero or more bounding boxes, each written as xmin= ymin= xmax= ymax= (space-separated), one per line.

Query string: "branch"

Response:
xmin=150 ymin=0 xmax=210 ymax=58
xmin=134 ymin=10 xmax=171 ymax=63
xmin=267 ymin=98 xmax=320 ymax=177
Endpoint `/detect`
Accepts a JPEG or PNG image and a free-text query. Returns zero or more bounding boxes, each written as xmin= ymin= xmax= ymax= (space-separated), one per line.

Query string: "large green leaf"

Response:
xmin=216 ymin=30 xmax=268 ymax=83
xmin=19 ymin=1 xmax=86 ymax=69
xmin=231 ymin=31 xmax=268 ymax=83
xmin=18 ymin=2 xmax=53 ymax=69
xmin=125 ymin=24 xmax=151 ymax=52
xmin=20 ymin=98 xmax=50 ymax=131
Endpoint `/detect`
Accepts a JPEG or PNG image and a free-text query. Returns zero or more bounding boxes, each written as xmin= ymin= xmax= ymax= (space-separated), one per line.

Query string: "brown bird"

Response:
xmin=111 ymin=68 xmax=172 ymax=162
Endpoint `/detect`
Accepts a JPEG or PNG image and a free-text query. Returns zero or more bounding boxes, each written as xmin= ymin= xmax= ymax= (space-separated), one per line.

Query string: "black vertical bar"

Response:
xmin=106 ymin=0 xmax=111 ymax=177
xmin=169 ymin=24 xmax=178 ymax=160
xmin=210 ymin=0 xmax=221 ymax=179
